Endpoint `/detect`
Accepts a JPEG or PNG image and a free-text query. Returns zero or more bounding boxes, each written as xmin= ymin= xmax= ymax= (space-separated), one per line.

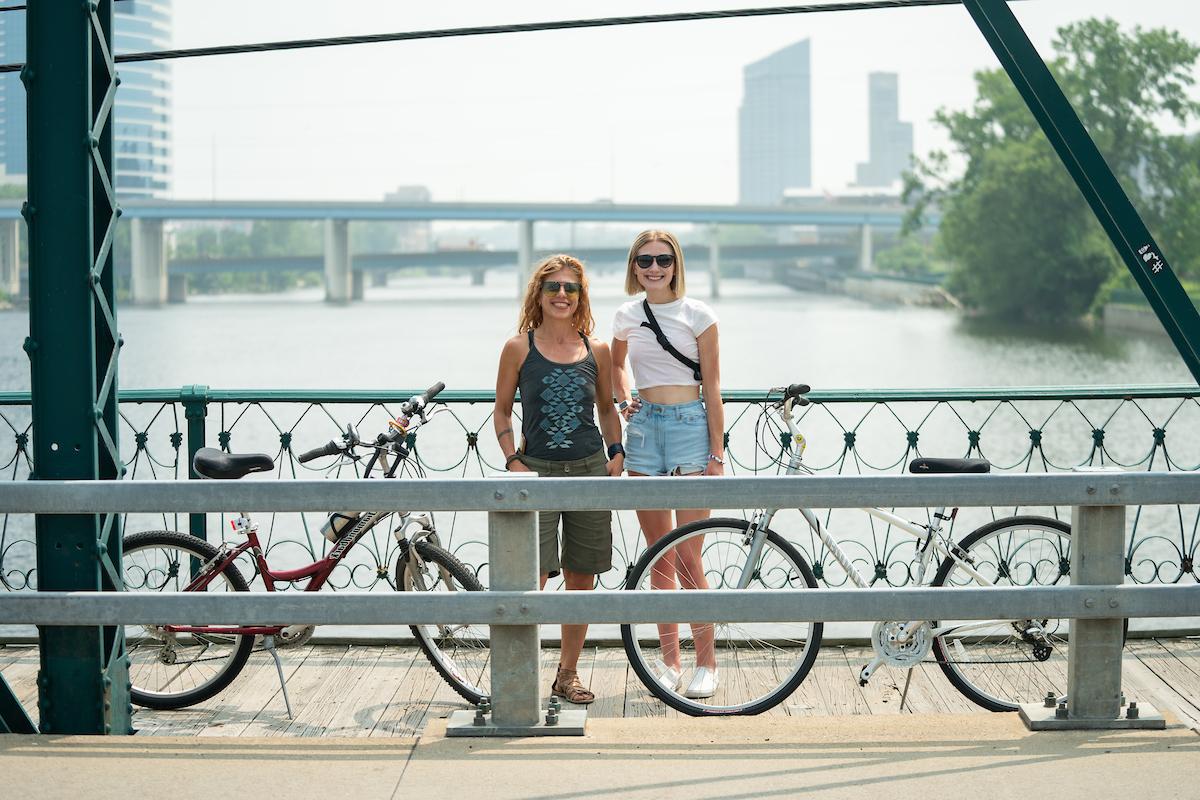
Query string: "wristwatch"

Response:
xmin=707 ymin=453 xmax=725 ymax=465
xmin=607 ymin=442 xmax=625 ymax=459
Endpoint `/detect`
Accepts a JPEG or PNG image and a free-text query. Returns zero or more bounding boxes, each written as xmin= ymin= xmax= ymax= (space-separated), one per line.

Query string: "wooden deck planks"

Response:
xmin=3 ymin=639 xmax=1197 ymax=736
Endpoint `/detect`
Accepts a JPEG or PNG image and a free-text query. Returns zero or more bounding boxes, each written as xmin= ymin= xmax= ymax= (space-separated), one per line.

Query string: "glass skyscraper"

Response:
xmin=738 ymin=39 xmax=812 ymax=206
xmin=0 ymin=0 xmax=172 ymax=197
xmin=854 ymin=72 xmax=913 ymax=189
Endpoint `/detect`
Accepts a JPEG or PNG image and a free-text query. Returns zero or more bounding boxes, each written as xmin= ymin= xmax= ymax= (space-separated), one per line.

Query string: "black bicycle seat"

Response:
xmin=193 ymin=447 xmax=275 ymax=480
xmin=908 ymin=457 xmax=991 ymax=474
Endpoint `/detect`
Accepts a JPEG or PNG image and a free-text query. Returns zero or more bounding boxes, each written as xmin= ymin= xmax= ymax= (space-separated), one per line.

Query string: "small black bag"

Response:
xmin=639 ymin=299 xmax=701 ymax=382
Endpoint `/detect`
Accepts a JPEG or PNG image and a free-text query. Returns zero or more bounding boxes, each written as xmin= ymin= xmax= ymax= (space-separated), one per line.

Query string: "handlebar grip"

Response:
xmin=422 ymin=381 xmax=446 ymax=404
xmin=785 ymin=383 xmax=811 ymax=400
xmin=298 ymin=440 xmax=341 ymax=463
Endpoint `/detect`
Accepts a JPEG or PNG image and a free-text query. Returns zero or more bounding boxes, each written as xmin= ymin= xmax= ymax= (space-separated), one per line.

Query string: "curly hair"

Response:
xmin=517 ymin=254 xmax=595 ymax=335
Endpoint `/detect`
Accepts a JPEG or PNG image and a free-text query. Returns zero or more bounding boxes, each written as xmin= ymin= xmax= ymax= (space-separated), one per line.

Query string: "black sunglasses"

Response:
xmin=635 ymin=254 xmax=675 ymax=269
xmin=542 ymin=280 xmax=581 ymax=295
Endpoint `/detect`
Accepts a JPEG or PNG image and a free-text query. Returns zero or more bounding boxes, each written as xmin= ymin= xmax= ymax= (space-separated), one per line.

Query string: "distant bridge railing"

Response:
xmin=1 ymin=384 xmax=1198 ymax=595
xmin=2 ymin=473 xmax=1197 ymax=731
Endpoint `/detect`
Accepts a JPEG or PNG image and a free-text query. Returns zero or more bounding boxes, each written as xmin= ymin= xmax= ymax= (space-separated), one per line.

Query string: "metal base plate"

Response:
xmin=1019 ymin=703 xmax=1166 ymax=730
xmin=445 ymin=708 xmax=587 ymax=737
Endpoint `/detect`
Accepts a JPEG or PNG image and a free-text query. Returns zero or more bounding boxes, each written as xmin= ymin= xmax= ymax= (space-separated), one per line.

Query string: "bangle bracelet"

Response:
xmin=505 ymin=453 xmax=523 ymax=466
xmin=707 ymin=453 xmax=725 ymax=465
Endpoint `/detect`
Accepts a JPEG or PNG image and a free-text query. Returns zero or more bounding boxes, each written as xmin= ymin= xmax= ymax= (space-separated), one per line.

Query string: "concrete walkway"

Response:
xmin=4 ymin=713 xmax=1198 ymax=800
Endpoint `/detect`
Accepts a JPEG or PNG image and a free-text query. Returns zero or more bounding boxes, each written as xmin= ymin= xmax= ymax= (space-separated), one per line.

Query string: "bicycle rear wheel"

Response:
xmin=621 ymin=518 xmax=823 ymax=716
xmin=396 ymin=541 xmax=489 ymax=705
xmin=931 ymin=516 xmax=1076 ymax=712
xmin=121 ymin=530 xmax=255 ymax=710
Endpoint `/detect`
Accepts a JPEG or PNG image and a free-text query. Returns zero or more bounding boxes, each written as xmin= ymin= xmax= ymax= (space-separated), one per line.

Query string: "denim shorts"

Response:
xmin=623 ymin=399 xmax=710 ymax=476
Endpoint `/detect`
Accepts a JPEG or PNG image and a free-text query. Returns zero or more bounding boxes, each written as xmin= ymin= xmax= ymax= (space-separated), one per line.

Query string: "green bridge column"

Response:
xmin=26 ymin=0 xmax=131 ymax=734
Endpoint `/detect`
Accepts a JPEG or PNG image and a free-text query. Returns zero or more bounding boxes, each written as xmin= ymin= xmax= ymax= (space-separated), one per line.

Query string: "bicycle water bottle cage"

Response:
xmin=908 ymin=458 xmax=990 ymax=474
xmin=193 ymin=447 xmax=275 ymax=480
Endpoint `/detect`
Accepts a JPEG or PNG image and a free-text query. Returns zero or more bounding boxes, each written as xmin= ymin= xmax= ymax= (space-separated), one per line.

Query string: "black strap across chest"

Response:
xmin=639 ymin=299 xmax=701 ymax=381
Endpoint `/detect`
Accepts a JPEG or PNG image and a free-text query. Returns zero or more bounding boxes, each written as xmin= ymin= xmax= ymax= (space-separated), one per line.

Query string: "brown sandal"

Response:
xmin=551 ymin=666 xmax=595 ymax=705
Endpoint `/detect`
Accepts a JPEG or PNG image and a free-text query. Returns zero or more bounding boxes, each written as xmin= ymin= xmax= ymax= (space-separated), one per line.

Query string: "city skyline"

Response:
xmin=855 ymin=72 xmax=913 ymax=189
xmin=739 ymin=39 xmax=811 ymax=205
xmin=0 ymin=2 xmax=1194 ymax=204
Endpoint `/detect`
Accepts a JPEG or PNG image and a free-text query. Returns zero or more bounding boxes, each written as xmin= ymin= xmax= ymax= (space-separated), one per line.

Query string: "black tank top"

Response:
xmin=518 ymin=330 xmax=605 ymax=460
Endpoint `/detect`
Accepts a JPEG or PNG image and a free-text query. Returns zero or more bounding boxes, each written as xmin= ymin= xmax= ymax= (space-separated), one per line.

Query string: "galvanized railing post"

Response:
xmin=1020 ymin=468 xmax=1164 ymax=729
xmin=180 ymin=385 xmax=209 ymax=541
xmin=487 ymin=509 xmax=540 ymax=726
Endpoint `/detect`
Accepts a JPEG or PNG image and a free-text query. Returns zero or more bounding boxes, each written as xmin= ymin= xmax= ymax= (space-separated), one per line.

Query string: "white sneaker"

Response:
xmin=652 ymin=659 xmax=684 ymax=693
xmin=683 ymin=666 xmax=719 ymax=699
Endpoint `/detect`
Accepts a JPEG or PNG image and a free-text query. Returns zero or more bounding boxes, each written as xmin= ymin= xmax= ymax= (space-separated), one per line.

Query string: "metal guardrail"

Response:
xmin=2 ymin=471 xmax=1199 ymax=733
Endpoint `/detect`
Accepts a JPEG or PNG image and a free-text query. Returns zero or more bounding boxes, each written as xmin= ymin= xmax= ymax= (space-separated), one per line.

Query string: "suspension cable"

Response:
xmin=0 ymin=0 xmax=1009 ymax=73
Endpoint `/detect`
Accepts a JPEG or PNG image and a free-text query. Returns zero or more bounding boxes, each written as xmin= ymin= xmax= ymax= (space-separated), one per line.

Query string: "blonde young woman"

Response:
xmin=611 ymin=230 xmax=724 ymax=699
xmin=494 ymin=254 xmax=625 ymax=705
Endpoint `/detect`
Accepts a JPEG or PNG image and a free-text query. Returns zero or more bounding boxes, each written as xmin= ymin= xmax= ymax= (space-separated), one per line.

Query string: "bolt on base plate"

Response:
xmin=1019 ymin=702 xmax=1166 ymax=730
xmin=444 ymin=708 xmax=587 ymax=737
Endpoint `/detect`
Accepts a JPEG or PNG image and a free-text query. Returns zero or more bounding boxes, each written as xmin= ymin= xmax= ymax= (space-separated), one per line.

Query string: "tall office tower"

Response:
xmin=854 ymin=72 xmax=913 ymax=189
xmin=0 ymin=0 xmax=173 ymax=196
xmin=738 ymin=39 xmax=811 ymax=206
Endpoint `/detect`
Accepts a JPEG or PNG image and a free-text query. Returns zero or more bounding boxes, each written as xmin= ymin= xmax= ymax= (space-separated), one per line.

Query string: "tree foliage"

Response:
xmin=905 ymin=18 xmax=1200 ymax=320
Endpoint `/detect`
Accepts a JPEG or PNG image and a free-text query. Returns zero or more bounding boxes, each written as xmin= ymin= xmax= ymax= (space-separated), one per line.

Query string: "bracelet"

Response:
xmin=505 ymin=453 xmax=523 ymax=466
xmin=607 ymin=442 xmax=625 ymax=459
xmin=707 ymin=453 xmax=725 ymax=465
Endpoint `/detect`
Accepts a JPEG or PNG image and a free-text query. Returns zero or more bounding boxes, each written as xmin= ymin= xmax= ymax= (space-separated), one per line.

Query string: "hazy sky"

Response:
xmin=165 ymin=1 xmax=1200 ymax=204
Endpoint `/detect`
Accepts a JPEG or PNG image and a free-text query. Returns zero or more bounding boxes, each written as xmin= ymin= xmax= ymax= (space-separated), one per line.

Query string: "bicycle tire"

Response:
xmin=396 ymin=540 xmax=489 ymax=705
xmin=621 ymin=517 xmax=824 ymax=716
xmin=122 ymin=530 xmax=255 ymax=710
xmin=931 ymin=515 xmax=1082 ymax=712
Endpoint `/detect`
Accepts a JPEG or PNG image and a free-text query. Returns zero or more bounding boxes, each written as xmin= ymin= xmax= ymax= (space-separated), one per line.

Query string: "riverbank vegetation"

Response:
xmin=904 ymin=18 xmax=1200 ymax=322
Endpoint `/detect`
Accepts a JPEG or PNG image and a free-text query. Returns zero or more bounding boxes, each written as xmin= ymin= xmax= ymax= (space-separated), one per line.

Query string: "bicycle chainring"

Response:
xmin=276 ymin=624 xmax=316 ymax=648
xmin=871 ymin=620 xmax=932 ymax=668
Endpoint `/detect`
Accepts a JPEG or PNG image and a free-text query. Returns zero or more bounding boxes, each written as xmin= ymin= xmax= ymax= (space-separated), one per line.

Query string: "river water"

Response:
xmin=0 ymin=270 xmax=1195 ymax=637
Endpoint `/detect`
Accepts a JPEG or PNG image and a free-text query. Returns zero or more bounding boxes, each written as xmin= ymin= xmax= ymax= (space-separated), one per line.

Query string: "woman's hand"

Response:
xmin=606 ymin=454 xmax=625 ymax=477
xmin=620 ymin=397 xmax=642 ymax=422
xmin=704 ymin=458 xmax=724 ymax=477
xmin=507 ymin=458 xmax=533 ymax=473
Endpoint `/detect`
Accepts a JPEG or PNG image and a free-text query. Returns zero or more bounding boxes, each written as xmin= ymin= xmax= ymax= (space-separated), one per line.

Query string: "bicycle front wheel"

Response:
xmin=931 ymin=516 xmax=1075 ymax=711
xmin=396 ymin=541 xmax=489 ymax=705
xmin=122 ymin=530 xmax=255 ymax=710
xmin=621 ymin=518 xmax=823 ymax=716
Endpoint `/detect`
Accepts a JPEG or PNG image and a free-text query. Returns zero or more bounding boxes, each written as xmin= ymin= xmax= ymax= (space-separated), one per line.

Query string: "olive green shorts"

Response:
xmin=517 ymin=449 xmax=613 ymax=577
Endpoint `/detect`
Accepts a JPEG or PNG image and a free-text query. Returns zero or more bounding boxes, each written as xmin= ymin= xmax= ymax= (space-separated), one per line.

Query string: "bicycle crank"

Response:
xmin=859 ymin=621 xmax=933 ymax=685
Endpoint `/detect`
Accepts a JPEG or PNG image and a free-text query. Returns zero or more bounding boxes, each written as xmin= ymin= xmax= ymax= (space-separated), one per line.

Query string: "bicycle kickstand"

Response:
xmin=262 ymin=635 xmax=295 ymax=719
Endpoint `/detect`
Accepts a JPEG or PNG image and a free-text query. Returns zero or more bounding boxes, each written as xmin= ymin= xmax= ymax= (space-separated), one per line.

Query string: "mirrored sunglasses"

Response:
xmin=542 ymin=280 xmax=581 ymax=295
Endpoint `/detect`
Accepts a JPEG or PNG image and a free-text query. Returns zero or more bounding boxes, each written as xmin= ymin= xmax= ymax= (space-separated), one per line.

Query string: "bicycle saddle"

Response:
xmin=908 ymin=457 xmax=990 ymax=474
xmin=193 ymin=447 xmax=275 ymax=480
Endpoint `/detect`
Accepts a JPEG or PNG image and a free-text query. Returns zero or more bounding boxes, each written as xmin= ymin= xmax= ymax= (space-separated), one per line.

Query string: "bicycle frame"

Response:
xmin=744 ymin=396 xmax=1008 ymax=641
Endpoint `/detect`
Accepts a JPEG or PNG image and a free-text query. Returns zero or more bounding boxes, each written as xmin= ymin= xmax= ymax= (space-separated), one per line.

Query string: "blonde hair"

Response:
xmin=624 ymin=229 xmax=686 ymax=297
xmin=517 ymin=254 xmax=595 ymax=335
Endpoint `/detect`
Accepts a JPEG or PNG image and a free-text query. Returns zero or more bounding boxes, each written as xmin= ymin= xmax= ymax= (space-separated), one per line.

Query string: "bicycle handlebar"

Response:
xmin=297 ymin=440 xmax=342 ymax=463
xmin=422 ymin=381 xmax=445 ymax=405
xmin=784 ymin=383 xmax=811 ymax=405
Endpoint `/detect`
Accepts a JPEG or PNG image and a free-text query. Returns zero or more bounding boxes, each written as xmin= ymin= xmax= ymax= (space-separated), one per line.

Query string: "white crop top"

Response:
xmin=612 ymin=296 xmax=718 ymax=389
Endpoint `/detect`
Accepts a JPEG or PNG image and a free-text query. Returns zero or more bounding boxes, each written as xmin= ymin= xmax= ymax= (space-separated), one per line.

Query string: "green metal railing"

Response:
xmin=2 ymin=385 xmax=1197 ymax=596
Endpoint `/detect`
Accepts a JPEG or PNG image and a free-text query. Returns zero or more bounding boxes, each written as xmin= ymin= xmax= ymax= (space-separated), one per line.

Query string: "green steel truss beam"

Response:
xmin=963 ymin=0 xmax=1200 ymax=385
xmin=0 ymin=672 xmax=35 ymax=733
xmin=25 ymin=0 xmax=130 ymax=734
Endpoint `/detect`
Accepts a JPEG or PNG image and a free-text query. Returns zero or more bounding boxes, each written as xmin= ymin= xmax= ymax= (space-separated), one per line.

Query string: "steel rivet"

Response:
xmin=1086 ymin=485 xmax=1096 ymax=495
xmin=496 ymin=605 xmax=506 ymax=615
xmin=1109 ymin=484 xmax=1120 ymax=495
xmin=494 ymin=490 xmax=504 ymax=500
xmin=1109 ymin=598 xmax=1119 ymax=608
xmin=1084 ymin=598 xmax=1095 ymax=608
xmin=518 ymin=489 xmax=529 ymax=500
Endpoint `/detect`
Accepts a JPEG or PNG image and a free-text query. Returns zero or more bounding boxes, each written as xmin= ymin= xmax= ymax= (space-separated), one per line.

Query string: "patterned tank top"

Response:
xmin=518 ymin=330 xmax=605 ymax=460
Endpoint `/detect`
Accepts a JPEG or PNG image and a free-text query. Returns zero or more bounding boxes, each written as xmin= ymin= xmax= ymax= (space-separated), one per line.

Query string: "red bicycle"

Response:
xmin=120 ymin=382 xmax=492 ymax=714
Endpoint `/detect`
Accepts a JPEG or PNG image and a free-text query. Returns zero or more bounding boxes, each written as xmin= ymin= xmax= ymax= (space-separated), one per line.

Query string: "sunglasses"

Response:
xmin=542 ymin=280 xmax=581 ymax=296
xmin=635 ymin=254 xmax=676 ymax=269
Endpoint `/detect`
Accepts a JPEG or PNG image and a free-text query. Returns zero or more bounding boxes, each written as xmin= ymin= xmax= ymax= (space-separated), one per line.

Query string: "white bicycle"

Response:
xmin=621 ymin=383 xmax=1086 ymax=716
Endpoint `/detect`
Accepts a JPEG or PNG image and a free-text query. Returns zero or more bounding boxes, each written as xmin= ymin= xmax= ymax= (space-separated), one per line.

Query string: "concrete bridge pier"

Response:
xmin=324 ymin=219 xmax=352 ymax=303
xmin=130 ymin=217 xmax=168 ymax=305
xmin=0 ymin=218 xmax=20 ymax=298
xmin=516 ymin=219 xmax=533 ymax=295
xmin=859 ymin=223 xmax=874 ymax=273
xmin=708 ymin=224 xmax=721 ymax=299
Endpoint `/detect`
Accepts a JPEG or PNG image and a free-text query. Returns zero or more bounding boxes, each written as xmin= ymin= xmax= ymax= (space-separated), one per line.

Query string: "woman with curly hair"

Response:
xmin=493 ymin=254 xmax=624 ymax=705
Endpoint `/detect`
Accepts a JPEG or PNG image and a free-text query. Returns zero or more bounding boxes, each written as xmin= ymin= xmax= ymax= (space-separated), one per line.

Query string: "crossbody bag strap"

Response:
xmin=639 ymin=299 xmax=702 ymax=382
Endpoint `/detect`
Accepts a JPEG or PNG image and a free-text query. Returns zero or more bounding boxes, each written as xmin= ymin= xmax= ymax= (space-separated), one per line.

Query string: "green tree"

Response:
xmin=905 ymin=18 xmax=1200 ymax=320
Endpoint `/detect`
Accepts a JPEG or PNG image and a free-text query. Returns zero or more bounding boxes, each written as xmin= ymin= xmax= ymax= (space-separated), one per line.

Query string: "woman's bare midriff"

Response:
xmin=638 ymin=385 xmax=701 ymax=404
